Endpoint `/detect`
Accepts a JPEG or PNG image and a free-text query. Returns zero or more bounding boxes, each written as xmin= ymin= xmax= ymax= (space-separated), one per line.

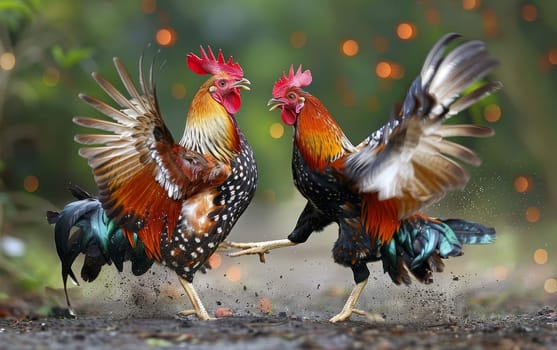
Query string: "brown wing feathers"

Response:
xmin=346 ymin=34 xmax=500 ymax=242
xmin=73 ymin=57 xmax=223 ymax=260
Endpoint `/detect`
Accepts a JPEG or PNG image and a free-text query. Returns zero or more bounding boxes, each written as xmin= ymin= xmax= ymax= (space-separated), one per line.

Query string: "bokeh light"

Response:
xmin=462 ymin=0 xmax=480 ymax=11
xmin=1 ymin=236 xmax=25 ymax=257
xmin=514 ymin=176 xmax=532 ymax=193
xmin=0 ymin=52 xmax=16 ymax=71
xmin=533 ymin=249 xmax=548 ymax=265
xmin=483 ymin=104 xmax=501 ymax=123
xmin=389 ymin=62 xmax=404 ymax=79
xmin=544 ymin=278 xmax=557 ymax=294
xmin=375 ymin=61 xmax=403 ymax=80
xmin=341 ymin=39 xmax=359 ymax=57
xmin=269 ymin=123 xmax=284 ymax=139
xmin=290 ymin=31 xmax=307 ymax=49
xmin=23 ymin=175 xmax=39 ymax=193
xmin=376 ymin=61 xmax=392 ymax=79
xmin=525 ymin=206 xmax=541 ymax=223
xmin=156 ymin=27 xmax=177 ymax=47
xmin=396 ymin=22 xmax=417 ymax=40
xmin=226 ymin=266 xmax=242 ymax=282
xmin=208 ymin=253 xmax=222 ymax=269
xmin=521 ymin=4 xmax=538 ymax=22
xmin=171 ymin=83 xmax=187 ymax=99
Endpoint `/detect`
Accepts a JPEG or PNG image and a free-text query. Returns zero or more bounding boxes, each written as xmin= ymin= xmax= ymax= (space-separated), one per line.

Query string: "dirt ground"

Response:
xmin=3 ymin=204 xmax=556 ymax=349
xmin=1 ymin=302 xmax=557 ymax=349
xmin=1 ymin=263 xmax=557 ymax=350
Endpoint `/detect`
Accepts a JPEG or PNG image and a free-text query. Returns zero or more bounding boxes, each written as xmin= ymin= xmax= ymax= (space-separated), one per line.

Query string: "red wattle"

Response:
xmin=281 ymin=109 xmax=297 ymax=125
xmin=223 ymin=90 xmax=242 ymax=115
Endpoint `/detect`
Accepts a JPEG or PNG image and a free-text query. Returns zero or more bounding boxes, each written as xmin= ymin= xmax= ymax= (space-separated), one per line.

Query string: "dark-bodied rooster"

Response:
xmin=230 ymin=34 xmax=500 ymax=322
xmin=47 ymin=47 xmax=257 ymax=320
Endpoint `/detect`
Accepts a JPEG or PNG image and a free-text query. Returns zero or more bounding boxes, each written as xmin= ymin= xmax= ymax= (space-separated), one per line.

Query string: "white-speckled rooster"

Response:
xmin=47 ymin=46 xmax=257 ymax=320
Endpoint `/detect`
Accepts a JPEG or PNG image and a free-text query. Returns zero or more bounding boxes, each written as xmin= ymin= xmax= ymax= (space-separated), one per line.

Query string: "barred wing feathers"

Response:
xmin=346 ymin=34 xmax=502 ymax=242
xmin=74 ymin=56 xmax=229 ymax=260
xmin=347 ymin=34 xmax=501 ymax=222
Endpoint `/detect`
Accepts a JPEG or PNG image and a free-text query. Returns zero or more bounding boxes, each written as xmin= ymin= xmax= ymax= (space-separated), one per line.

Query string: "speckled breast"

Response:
xmin=159 ymin=134 xmax=257 ymax=282
xmin=291 ymin=147 xmax=359 ymax=220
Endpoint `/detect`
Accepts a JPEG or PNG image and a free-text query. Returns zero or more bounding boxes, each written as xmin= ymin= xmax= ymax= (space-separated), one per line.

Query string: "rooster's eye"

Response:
xmin=218 ymin=80 xmax=226 ymax=88
xmin=288 ymin=93 xmax=296 ymax=100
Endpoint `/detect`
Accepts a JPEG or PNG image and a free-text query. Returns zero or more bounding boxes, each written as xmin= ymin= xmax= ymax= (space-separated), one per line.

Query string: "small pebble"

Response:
xmin=214 ymin=307 xmax=234 ymax=318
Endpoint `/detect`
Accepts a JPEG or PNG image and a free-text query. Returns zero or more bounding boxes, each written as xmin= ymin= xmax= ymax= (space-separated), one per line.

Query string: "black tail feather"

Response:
xmin=47 ymin=185 xmax=153 ymax=315
xmin=381 ymin=216 xmax=495 ymax=286
xmin=442 ymin=219 xmax=496 ymax=245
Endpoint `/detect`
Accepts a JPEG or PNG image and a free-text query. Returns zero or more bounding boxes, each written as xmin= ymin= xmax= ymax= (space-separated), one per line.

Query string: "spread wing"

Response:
xmin=346 ymin=33 xmax=501 ymax=220
xmin=74 ymin=56 xmax=230 ymax=260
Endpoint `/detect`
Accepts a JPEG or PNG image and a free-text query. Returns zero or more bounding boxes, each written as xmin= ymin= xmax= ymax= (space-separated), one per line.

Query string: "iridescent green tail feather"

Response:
xmin=47 ymin=185 xmax=153 ymax=315
xmin=380 ymin=216 xmax=495 ymax=286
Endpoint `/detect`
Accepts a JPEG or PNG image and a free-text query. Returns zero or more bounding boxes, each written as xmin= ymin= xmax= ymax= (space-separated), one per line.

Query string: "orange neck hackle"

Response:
xmin=181 ymin=79 xmax=241 ymax=162
xmin=294 ymin=94 xmax=350 ymax=173
xmin=182 ymin=45 xmax=245 ymax=162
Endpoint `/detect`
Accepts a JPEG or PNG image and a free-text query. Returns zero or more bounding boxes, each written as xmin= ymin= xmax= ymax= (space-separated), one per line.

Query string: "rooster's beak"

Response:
xmin=267 ymin=97 xmax=284 ymax=111
xmin=233 ymin=78 xmax=251 ymax=91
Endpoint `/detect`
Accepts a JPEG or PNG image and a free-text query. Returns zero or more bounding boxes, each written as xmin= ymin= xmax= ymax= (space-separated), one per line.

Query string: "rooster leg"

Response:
xmin=177 ymin=277 xmax=215 ymax=321
xmin=329 ymin=279 xmax=385 ymax=323
xmin=227 ymin=239 xmax=297 ymax=263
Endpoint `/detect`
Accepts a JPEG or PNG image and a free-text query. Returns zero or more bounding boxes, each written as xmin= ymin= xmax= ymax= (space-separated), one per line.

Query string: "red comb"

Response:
xmin=186 ymin=46 xmax=243 ymax=78
xmin=272 ymin=64 xmax=312 ymax=97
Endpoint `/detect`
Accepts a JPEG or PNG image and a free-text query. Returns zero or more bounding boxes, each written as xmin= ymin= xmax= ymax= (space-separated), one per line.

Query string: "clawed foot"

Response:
xmin=329 ymin=308 xmax=385 ymax=323
xmin=178 ymin=278 xmax=214 ymax=321
xmin=226 ymin=239 xmax=296 ymax=263
xmin=226 ymin=241 xmax=271 ymax=262
xmin=329 ymin=279 xmax=384 ymax=323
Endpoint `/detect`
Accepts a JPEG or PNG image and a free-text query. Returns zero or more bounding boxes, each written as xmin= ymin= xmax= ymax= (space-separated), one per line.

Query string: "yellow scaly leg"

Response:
xmin=177 ymin=277 xmax=215 ymax=321
xmin=329 ymin=279 xmax=385 ymax=323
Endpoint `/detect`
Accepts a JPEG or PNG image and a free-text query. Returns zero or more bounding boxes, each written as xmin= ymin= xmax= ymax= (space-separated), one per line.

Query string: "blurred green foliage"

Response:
xmin=0 ymin=0 xmax=556 ymax=296
xmin=0 ymin=0 xmax=553 ymax=205
xmin=51 ymin=45 xmax=93 ymax=69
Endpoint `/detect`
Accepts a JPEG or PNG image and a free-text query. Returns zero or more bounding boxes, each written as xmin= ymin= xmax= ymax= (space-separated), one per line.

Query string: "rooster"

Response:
xmin=230 ymin=33 xmax=500 ymax=322
xmin=47 ymin=46 xmax=257 ymax=320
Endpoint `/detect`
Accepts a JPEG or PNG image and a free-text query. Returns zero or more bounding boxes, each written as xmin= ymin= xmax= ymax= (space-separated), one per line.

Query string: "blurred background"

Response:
xmin=0 ymin=0 xmax=555 ymax=319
